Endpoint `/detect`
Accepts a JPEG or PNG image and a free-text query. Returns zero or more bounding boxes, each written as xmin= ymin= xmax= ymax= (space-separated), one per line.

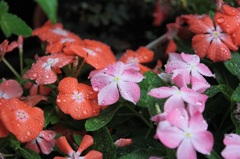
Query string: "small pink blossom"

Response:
xmin=0 ymin=79 xmax=23 ymax=99
xmin=156 ymin=108 xmax=214 ymax=159
xmin=165 ymin=52 xmax=214 ymax=86
xmin=148 ymin=86 xmax=208 ymax=113
xmin=25 ymin=53 xmax=74 ymax=85
xmin=221 ymin=133 xmax=240 ymax=159
xmin=114 ymin=138 xmax=132 ymax=147
xmin=25 ymin=130 xmax=56 ymax=155
xmin=89 ymin=62 xmax=144 ymax=105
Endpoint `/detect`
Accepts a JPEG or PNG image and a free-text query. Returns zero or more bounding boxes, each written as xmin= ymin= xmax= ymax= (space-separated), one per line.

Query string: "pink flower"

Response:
xmin=25 ymin=130 xmax=56 ymax=155
xmin=0 ymin=79 xmax=23 ymax=99
xmin=25 ymin=53 xmax=74 ymax=85
xmin=156 ymin=108 xmax=213 ymax=159
xmin=89 ymin=62 xmax=144 ymax=105
xmin=165 ymin=52 xmax=214 ymax=86
xmin=54 ymin=135 xmax=102 ymax=159
xmin=114 ymin=138 xmax=132 ymax=147
xmin=221 ymin=133 xmax=240 ymax=159
xmin=148 ymin=86 xmax=208 ymax=113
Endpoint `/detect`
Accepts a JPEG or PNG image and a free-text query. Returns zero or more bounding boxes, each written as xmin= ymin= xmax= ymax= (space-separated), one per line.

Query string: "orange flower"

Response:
xmin=54 ymin=135 xmax=102 ymax=159
xmin=32 ymin=21 xmax=83 ymax=54
xmin=119 ymin=47 xmax=154 ymax=74
xmin=0 ymin=98 xmax=44 ymax=142
xmin=215 ymin=4 xmax=240 ymax=47
xmin=189 ymin=15 xmax=237 ymax=62
xmin=56 ymin=77 xmax=101 ymax=120
xmin=0 ymin=39 xmax=18 ymax=59
xmin=70 ymin=39 xmax=116 ymax=69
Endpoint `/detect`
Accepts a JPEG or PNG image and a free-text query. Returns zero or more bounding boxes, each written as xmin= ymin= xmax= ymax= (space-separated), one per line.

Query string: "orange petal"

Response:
xmin=165 ymin=40 xmax=177 ymax=54
xmin=192 ymin=34 xmax=211 ymax=58
xmin=77 ymin=135 xmax=94 ymax=153
xmin=207 ymin=39 xmax=231 ymax=62
xmin=0 ymin=98 xmax=44 ymax=142
xmin=46 ymin=41 xmax=64 ymax=54
xmin=55 ymin=136 xmax=73 ymax=155
xmin=83 ymin=150 xmax=103 ymax=159
xmin=58 ymin=77 xmax=78 ymax=94
xmin=119 ymin=50 xmax=135 ymax=63
xmin=231 ymin=29 xmax=240 ymax=47
xmin=135 ymin=47 xmax=154 ymax=63
xmin=89 ymin=98 xmax=101 ymax=117
xmin=139 ymin=64 xmax=151 ymax=74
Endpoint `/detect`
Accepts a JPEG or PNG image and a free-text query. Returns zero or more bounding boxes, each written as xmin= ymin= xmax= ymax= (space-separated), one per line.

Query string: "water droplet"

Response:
xmin=83 ymin=110 xmax=87 ymax=114
xmin=63 ymin=99 xmax=66 ymax=102
xmin=57 ymin=99 xmax=61 ymax=103
xmin=196 ymin=101 xmax=202 ymax=106
xmin=217 ymin=18 xmax=224 ymax=23
xmin=228 ymin=62 xmax=234 ymax=67
xmin=33 ymin=73 xmax=38 ymax=77
xmin=45 ymin=75 xmax=49 ymax=79
xmin=26 ymin=131 xmax=31 ymax=136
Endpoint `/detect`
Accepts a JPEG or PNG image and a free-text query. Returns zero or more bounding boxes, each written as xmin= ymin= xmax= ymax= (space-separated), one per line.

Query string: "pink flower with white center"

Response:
xmin=24 ymin=53 xmax=74 ymax=85
xmin=0 ymin=79 xmax=23 ymax=99
xmin=25 ymin=130 xmax=56 ymax=155
xmin=221 ymin=133 xmax=240 ymax=159
xmin=89 ymin=62 xmax=144 ymax=106
xmin=165 ymin=52 xmax=214 ymax=86
xmin=148 ymin=85 xmax=208 ymax=113
xmin=156 ymin=108 xmax=214 ymax=159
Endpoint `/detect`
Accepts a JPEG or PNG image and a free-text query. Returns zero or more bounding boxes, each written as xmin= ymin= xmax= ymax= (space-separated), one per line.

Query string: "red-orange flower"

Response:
xmin=119 ymin=47 xmax=154 ymax=74
xmin=24 ymin=53 xmax=74 ymax=85
xmin=32 ymin=21 xmax=83 ymax=54
xmin=54 ymin=135 xmax=102 ymax=159
xmin=0 ymin=98 xmax=44 ymax=142
xmin=70 ymin=39 xmax=116 ymax=69
xmin=0 ymin=39 xmax=18 ymax=59
xmin=189 ymin=15 xmax=237 ymax=62
xmin=56 ymin=77 xmax=101 ymax=120
xmin=215 ymin=4 xmax=240 ymax=47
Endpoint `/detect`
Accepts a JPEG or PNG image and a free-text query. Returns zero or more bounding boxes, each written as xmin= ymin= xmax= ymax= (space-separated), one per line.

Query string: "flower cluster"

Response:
xmin=1 ymin=0 xmax=240 ymax=159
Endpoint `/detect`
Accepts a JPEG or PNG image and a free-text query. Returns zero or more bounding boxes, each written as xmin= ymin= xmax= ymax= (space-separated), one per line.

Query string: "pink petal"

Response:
xmin=168 ymin=53 xmax=183 ymax=62
xmin=118 ymin=81 xmax=140 ymax=104
xmin=177 ymin=139 xmax=197 ymax=159
xmin=221 ymin=145 xmax=240 ymax=159
xmin=25 ymin=140 xmax=40 ymax=154
xmin=83 ymin=150 xmax=103 ymax=159
xmin=186 ymin=104 xmax=205 ymax=117
xmin=181 ymin=87 xmax=207 ymax=106
xmin=166 ymin=108 xmax=189 ymax=130
xmin=191 ymin=131 xmax=214 ymax=155
xmin=0 ymin=79 xmax=23 ymax=99
xmin=41 ymin=130 xmax=56 ymax=141
xmin=196 ymin=63 xmax=215 ymax=77
xmin=148 ymin=86 xmax=178 ymax=99
xmin=191 ymin=76 xmax=210 ymax=93
xmin=172 ymin=71 xmax=189 ymax=87
xmin=37 ymin=138 xmax=55 ymax=155
xmin=164 ymin=95 xmax=185 ymax=113
xmin=189 ymin=112 xmax=208 ymax=132
xmin=121 ymin=69 xmax=144 ymax=83
xmin=90 ymin=73 xmax=114 ymax=92
xmin=181 ymin=53 xmax=200 ymax=65
xmin=158 ymin=126 xmax=184 ymax=148
xmin=98 ymin=82 xmax=119 ymax=105
xmin=223 ymin=134 xmax=240 ymax=145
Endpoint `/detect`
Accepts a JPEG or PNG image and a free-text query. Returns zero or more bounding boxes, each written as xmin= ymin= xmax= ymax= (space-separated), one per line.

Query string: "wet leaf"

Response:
xmin=231 ymin=85 xmax=240 ymax=103
xmin=224 ymin=53 xmax=240 ymax=80
xmin=218 ymin=84 xmax=233 ymax=101
xmin=19 ymin=147 xmax=41 ymax=159
xmin=204 ymin=85 xmax=220 ymax=98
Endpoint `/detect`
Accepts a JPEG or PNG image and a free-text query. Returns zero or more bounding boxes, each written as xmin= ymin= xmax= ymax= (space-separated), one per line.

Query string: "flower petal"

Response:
xmin=121 ymin=69 xmax=144 ymax=83
xmin=83 ymin=150 xmax=103 ymax=159
xmin=221 ymin=145 xmax=240 ymax=159
xmin=78 ymin=135 xmax=94 ymax=153
xmin=192 ymin=34 xmax=211 ymax=58
xmin=148 ymin=86 xmax=178 ymax=99
xmin=98 ymin=82 xmax=119 ymax=105
xmin=55 ymin=136 xmax=74 ymax=155
xmin=118 ymin=81 xmax=140 ymax=104
xmin=58 ymin=77 xmax=78 ymax=94
xmin=177 ymin=139 xmax=197 ymax=159
xmin=90 ymin=72 xmax=114 ymax=92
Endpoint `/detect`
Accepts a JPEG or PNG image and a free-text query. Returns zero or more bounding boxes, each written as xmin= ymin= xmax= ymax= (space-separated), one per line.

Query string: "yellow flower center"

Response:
xmin=186 ymin=132 xmax=191 ymax=138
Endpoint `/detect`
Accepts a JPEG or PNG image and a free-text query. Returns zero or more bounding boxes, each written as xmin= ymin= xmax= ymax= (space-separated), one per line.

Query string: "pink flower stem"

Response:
xmin=2 ymin=58 xmax=21 ymax=80
xmin=74 ymin=59 xmax=86 ymax=78
xmin=19 ymin=47 xmax=23 ymax=76
xmin=145 ymin=34 xmax=167 ymax=49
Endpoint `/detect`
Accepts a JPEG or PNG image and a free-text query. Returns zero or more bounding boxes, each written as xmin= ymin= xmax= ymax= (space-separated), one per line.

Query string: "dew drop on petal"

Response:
xmin=57 ymin=99 xmax=61 ymax=103
xmin=83 ymin=110 xmax=87 ymax=115
xmin=26 ymin=131 xmax=31 ymax=136
xmin=33 ymin=73 xmax=38 ymax=78
xmin=45 ymin=75 xmax=50 ymax=79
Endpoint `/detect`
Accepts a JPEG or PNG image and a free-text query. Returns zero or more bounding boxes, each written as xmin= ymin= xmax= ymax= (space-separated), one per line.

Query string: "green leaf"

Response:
xmin=35 ymin=0 xmax=58 ymax=24
xmin=204 ymin=85 xmax=220 ymax=98
xmin=0 ymin=13 xmax=32 ymax=37
xmin=231 ymin=112 xmax=240 ymax=134
xmin=91 ymin=127 xmax=116 ymax=159
xmin=224 ymin=53 xmax=240 ymax=79
xmin=43 ymin=106 xmax=59 ymax=127
xmin=85 ymin=104 xmax=120 ymax=131
xmin=0 ymin=0 xmax=8 ymax=15
xmin=218 ymin=84 xmax=233 ymax=101
xmin=205 ymin=149 xmax=222 ymax=159
xmin=137 ymin=71 xmax=166 ymax=116
xmin=73 ymin=134 xmax=83 ymax=145
xmin=118 ymin=148 xmax=164 ymax=159
xmin=19 ymin=147 xmax=41 ymax=159
xmin=231 ymin=85 xmax=240 ymax=103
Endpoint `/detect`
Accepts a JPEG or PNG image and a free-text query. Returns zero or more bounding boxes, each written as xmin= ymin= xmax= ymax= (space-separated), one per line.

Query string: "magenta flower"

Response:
xmin=89 ymin=62 xmax=144 ymax=105
xmin=156 ymin=108 xmax=214 ymax=159
xmin=221 ymin=133 xmax=240 ymax=159
xmin=165 ymin=52 xmax=214 ymax=86
xmin=25 ymin=130 xmax=56 ymax=155
xmin=148 ymin=86 xmax=208 ymax=113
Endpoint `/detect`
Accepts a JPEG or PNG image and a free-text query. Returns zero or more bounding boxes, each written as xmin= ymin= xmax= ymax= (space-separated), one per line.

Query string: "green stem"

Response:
xmin=19 ymin=48 xmax=23 ymax=76
xmin=145 ymin=34 xmax=167 ymax=49
xmin=218 ymin=106 xmax=232 ymax=132
xmin=2 ymin=58 xmax=21 ymax=80
xmin=74 ymin=59 xmax=86 ymax=78
xmin=126 ymin=104 xmax=153 ymax=128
